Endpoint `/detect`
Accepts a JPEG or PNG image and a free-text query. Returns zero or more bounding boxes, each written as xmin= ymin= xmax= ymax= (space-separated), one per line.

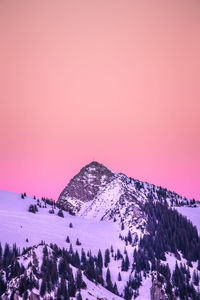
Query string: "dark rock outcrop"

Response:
xmin=151 ymin=271 xmax=176 ymax=300
xmin=57 ymin=161 xmax=115 ymax=213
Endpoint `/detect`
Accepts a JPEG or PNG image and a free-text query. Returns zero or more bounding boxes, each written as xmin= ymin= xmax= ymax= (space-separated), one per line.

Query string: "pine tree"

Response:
xmin=192 ymin=270 xmax=199 ymax=286
xmin=73 ymin=251 xmax=81 ymax=268
xmin=58 ymin=257 xmax=67 ymax=276
xmin=117 ymin=249 xmax=122 ymax=260
xmin=111 ymin=245 xmax=114 ymax=256
xmin=118 ymin=272 xmax=122 ymax=281
xmin=69 ymin=243 xmax=73 ymax=254
xmin=66 ymin=236 xmax=70 ymax=243
xmin=97 ymin=249 xmax=103 ymax=269
xmin=94 ymin=265 xmax=104 ymax=285
xmin=76 ymin=269 xmax=84 ymax=290
xmin=77 ymin=292 xmax=82 ymax=300
xmin=68 ymin=272 xmax=76 ymax=297
xmin=0 ymin=272 xmax=6 ymax=295
xmin=113 ymin=282 xmax=119 ymax=295
xmin=51 ymin=260 xmax=58 ymax=284
xmin=106 ymin=268 xmax=113 ymax=292
xmin=125 ymin=253 xmax=130 ymax=271
xmin=81 ymin=248 xmax=87 ymax=268
xmin=57 ymin=209 xmax=64 ymax=218
xmin=121 ymin=257 xmax=125 ymax=271
xmin=127 ymin=230 xmax=132 ymax=244
xmin=40 ymin=278 xmax=46 ymax=297
xmin=104 ymin=248 xmax=110 ymax=267
xmin=85 ymin=254 xmax=95 ymax=280
xmin=60 ymin=275 xmax=69 ymax=299
xmin=76 ymin=238 xmax=81 ymax=246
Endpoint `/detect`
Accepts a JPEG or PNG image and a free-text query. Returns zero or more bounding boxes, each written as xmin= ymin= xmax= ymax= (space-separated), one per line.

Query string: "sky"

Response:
xmin=0 ymin=0 xmax=199 ymax=201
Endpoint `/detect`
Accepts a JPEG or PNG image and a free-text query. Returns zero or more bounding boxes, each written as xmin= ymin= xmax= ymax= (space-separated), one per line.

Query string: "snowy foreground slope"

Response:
xmin=0 ymin=190 xmax=125 ymax=252
xmin=0 ymin=162 xmax=200 ymax=300
xmin=0 ymin=191 xmax=125 ymax=299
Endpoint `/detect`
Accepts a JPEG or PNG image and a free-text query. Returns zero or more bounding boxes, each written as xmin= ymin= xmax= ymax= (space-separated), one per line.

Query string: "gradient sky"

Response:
xmin=0 ymin=0 xmax=200 ymax=201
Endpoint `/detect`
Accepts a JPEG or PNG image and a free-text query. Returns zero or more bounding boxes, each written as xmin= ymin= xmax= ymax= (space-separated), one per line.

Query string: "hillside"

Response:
xmin=0 ymin=162 xmax=200 ymax=299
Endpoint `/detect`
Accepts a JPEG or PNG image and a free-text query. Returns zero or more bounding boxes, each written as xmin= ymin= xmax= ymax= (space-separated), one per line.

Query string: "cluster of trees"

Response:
xmin=44 ymin=244 xmax=120 ymax=298
xmin=21 ymin=192 xmax=27 ymax=199
xmin=0 ymin=242 xmax=123 ymax=299
xmin=172 ymin=262 xmax=200 ymax=299
xmin=48 ymin=208 xmax=55 ymax=214
xmin=41 ymin=197 xmax=56 ymax=208
xmin=38 ymin=245 xmax=86 ymax=299
xmin=0 ymin=243 xmax=23 ymax=296
xmin=126 ymin=202 xmax=200 ymax=299
xmin=124 ymin=272 xmax=142 ymax=300
xmin=28 ymin=204 xmax=38 ymax=214
xmin=141 ymin=202 xmax=200 ymax=263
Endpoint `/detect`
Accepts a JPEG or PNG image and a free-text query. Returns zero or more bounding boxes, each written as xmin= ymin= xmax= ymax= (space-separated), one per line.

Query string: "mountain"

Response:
xmin=0 ymin=163 xmax=200 ymax=300
xmin=58 ymin=161 xmax=189 ymax=239
xmin=58 ymin=161 xmax=189 ymax=215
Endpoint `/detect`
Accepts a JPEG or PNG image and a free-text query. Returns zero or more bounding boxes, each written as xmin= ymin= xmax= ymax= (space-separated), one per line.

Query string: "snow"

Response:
xmin=0 ymin=190 xmax=126 ymax=254
xmin=0 ymin=190 xmax=128 ymax=299
xmin=137 ymin=275 xmax=152 ymax=300
xmin=1 ymin=189 xmax=199 ymax=299
xmin=176 ymin=205 xmax=200 ymax=234
xmin=78 ymin=178 xmax=123 ymax=219
xmin=81 ymin=278 xmax=123 ymax=300
xmin=0 ymin=190 xmax=152 ymax=298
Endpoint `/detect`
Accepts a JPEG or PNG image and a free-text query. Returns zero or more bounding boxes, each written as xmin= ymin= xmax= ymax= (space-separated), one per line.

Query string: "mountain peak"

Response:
xmin=58 ymin=161 xmax=115 ymax=213
xmin=58 ymin=162 xmax=189 ymax=218
xmin=84 ymin=161 xmax=105 ymax=168
xmin=80 ymin=161 xmax=113 ymax=175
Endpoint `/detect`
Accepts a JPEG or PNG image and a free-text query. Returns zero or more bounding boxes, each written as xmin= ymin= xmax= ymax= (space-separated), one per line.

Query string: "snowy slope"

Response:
xmin=176 ymin=206 xmax=200 ymax=234
xmin=0 ymin=190 xmax=125 ymax=253
xmin=1 ymin=243 xmax=123 ymax=300
xmin=0 ymin=191 xmax=133 ymax=299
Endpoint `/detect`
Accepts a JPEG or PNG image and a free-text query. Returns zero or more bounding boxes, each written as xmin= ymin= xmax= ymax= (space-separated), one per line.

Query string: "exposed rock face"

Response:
xmin=151 ymin=271 xmax=176 ymax=300
xmin=58 ymin=161 xmax=116 ymax=213
xmin=57 ymin=161 xmax=188 ymax=219
xmin=57 ymin=162 xmax=147 ymax=237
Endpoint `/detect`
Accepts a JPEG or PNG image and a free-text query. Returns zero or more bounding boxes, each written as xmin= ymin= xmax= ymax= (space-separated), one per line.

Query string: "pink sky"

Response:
xmin=0 ymin=0 xmax=199 ymax=201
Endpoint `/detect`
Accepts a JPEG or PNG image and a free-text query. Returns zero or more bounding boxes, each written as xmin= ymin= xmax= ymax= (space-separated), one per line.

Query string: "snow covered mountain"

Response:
xmin=58 ymin=161 xmax=189 ymax=239
xmin=0 ymin=162 xmax=200 ymax=300
xmin=58 ymin=162 xmax=188 ymax=217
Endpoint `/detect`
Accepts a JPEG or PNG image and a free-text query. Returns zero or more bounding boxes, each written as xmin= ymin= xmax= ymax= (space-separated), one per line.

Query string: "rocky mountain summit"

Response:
xmin=58 ymin=161 xmax=115 ymax=213
xmin=58 ymin=161 xmax=188 ymax=238
xmin=58 ymin=161 xmax=188 ymax=214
